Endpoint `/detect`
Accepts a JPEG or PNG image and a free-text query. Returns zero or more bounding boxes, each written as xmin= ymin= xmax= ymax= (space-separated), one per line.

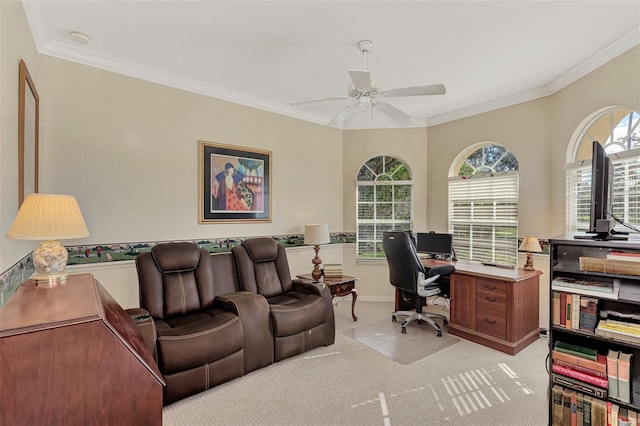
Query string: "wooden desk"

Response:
xmin=298 ymin=274 xmax=358 ymax=321
xmin=417 ymin=259 xmax=541 ymax=355
xmin=0 ymin=273 xmax=164 ymax=425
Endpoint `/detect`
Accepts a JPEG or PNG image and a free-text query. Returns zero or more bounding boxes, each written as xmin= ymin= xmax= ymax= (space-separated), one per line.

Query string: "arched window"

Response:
xmin=449 ymin=143 xmax=519 ymax=266
xmin=567 ymin=107 xmax=640 ymax=233
xmin=356 ymin=155 xmax=413 ymax=260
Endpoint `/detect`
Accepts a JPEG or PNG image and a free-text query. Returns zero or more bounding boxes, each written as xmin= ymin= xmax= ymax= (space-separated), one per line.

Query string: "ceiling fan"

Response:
xmin=290 ymin=40 xmax=446 ymax=127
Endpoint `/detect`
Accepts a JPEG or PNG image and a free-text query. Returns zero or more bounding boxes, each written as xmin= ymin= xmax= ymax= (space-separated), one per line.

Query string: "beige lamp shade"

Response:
xmin=6 ymin=194 xmax=89 ymax=283
xmin=7 ymin=193 xmax=89 ymax=240
xmin=519 ymin=236 xmax=542 ymax=253
xmin=304 ymin=223 xmax=330 ymax=245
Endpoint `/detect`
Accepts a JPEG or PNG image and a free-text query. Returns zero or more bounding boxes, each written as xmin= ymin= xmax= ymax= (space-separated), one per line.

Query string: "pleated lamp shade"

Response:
xmin=7 ymin=194 xmax=89 ymax=283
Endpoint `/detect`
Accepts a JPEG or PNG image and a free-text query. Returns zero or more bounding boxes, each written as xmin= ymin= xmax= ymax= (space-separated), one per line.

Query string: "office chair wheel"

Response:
xmin=443 ymin=319 xmax=449 ymax=327
xmin=392 ymin=315 xmax=397 ymax=322
xmin=417 ymin=319 xmax=423 ymax=324
xmin=436 ymin=329 xmax=442 ymax=337
xmin=401 ymin=326 xmax=406 ymax=334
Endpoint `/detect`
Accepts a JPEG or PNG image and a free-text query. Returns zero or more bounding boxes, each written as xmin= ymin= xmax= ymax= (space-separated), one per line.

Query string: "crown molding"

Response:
xmin=24 ymin=0 xmax=639 ymax=131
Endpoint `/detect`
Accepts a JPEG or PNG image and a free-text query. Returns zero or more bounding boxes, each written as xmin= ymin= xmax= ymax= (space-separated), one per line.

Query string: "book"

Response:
xmin=620 ymin=408 xmax=630 ymax=426
xmin=579 ymin=296 xmax=599 ymax=333
xmin=583 ymin=395 xmax=592 ymax=426
xmin=554 ymin=359 xmax=607 ymax=379
xmin=554 ymin=292 xmax=561 ymax=325
xmin=571 ymin=391 xmax=577 ymax=426
xmin=576 ymin=392 xmax=584 ymax=426
xmin=555 ymin=341 xmax=598 ymax=361
xmin=596 ymin=322 xmax=640 ymax=345
xmin=591 ymin=398 xmax=607 ymax=426
xmin=607 ymin=350 xmax=620 ymax=400
xmin=607 ymin=251 xmax=640 ymax=262
xmin=553 ymin=277 xmax=614 ymax=293
xmin=562 ymin=387 xmax=572 ymax=426
xmin=552 ymin=364 xmax=608 ymax=388
xmin=552 ymin=373 xmax=608 ymax=399
xmin=552 ymin=350 xmax=607 ymax=374
xmin=561 ymin=292 xmax=568 ymax=326
xmin=552 ymin=284 xmax=620 ymax=301
xmin=629 ymin=410 xmax=637 ymax=426
xmin=610 ymin=402 xmax=619 ymax=426
xmin=552 ymin=385 xmax=565 ymax=426
xmin=567 ymin=298 xmax=572 ymax=330
xmin=617 ymin=352 xmax=632 ymax=404
xmin=572 ymin=293 xmax=581 ymax=330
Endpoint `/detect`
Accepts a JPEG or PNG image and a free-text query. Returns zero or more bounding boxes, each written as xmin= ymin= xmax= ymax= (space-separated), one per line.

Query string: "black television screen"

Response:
xmin=416 ymin=232 xmax=453 ymax=257
xmin=575 ymin=140 xmax=626 ymax=240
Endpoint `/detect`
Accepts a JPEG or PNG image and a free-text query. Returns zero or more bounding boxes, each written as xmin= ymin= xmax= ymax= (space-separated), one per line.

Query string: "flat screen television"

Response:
xmin=574 ymin=140 xmax=626 ymax=241
xmin=416 ymin=232 xmax=454 ymax=259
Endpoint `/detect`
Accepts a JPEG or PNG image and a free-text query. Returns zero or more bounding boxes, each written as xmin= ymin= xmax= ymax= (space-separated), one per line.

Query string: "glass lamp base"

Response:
xmin=32 ymin=240 xmax=69 ymax=285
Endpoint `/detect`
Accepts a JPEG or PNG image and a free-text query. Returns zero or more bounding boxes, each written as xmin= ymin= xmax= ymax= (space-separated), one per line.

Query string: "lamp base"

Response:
xmin=32 ymin=240 xmax=69 ymax=284
xmin=522 ymin=252 xmax=535 ymax=271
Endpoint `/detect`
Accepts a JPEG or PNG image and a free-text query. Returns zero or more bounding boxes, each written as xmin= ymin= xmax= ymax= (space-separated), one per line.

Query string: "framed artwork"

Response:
xmin=18 ymin=59 xmax=39 ymax=206
xmin=199 ymin=140 xmax=272 ymax=223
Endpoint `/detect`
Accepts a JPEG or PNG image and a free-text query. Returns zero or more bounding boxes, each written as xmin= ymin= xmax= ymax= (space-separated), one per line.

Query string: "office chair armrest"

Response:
xmin=417 ymin=273 xmax=442 ymax=298
xmin=421 ymin=273 xmax=441 ymax=287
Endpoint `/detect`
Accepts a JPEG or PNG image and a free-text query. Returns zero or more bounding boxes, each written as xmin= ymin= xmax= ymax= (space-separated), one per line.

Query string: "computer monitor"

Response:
xmin=416 ymin=232 xmax=454 ymax=259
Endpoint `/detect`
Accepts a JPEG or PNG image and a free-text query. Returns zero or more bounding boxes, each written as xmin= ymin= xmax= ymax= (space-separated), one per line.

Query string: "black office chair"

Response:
xmin=382 ymin=230 xmax=455 ymax=336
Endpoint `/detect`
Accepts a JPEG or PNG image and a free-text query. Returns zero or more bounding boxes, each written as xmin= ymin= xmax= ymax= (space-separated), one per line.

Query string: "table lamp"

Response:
xmin=6 ymin=193 xmax=90 ymax=284
xmin=519 ymin=236 xmax=542 ymax=271
xmin=304 ymin=223 xmax=330 ymax=281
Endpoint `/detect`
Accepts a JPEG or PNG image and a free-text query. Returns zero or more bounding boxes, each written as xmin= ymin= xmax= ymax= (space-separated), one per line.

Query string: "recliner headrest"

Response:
xmin=151 ymin=242 xmax=201 ymax=273
xmin=241 ymin=238 xmax=278 ymax=262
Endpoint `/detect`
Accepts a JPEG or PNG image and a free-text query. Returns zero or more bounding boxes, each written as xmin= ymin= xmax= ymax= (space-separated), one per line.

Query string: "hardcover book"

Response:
xmin=555 ymin=341 xmax=598 ymax=361
xmin=607 ymin=350 xmax=620 ymax=400
xmin=552 ymin=350 xmax=607 ymax=374
xmin=552 ymin=364 xmax=608 ymax=388
xmin=617 ymin=352 xmax=632 ymax=404
xmin=579 ymin=297 xmax=598 ymax=333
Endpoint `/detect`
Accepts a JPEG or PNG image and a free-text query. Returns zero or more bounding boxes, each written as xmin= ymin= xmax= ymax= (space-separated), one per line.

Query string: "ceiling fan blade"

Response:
xmin=290 ymin=95 xmax=351 ymax=106
xmin=375 ymin=102 xmax=411 ymax=122
xmin=382 ymin=84 xmax=446 ymax=98
xmin=348 ymin=69 xmax=371 ymax=91
xmin=327 ymin=104 xmax=357 ymax=127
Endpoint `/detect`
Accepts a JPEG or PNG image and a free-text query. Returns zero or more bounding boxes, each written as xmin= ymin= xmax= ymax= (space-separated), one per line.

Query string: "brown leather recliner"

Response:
xmin=128 ymin=242 xmax=273 ymax=405
xmin=232 ymin=238 xmax=336 ymax=361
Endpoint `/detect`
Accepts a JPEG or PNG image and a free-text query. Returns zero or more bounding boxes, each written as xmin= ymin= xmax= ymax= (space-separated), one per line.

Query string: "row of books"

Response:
xmin=323 ymin=263 xmax=343 ymax=278
xmin=551 ymin=385 xmax=639 ymax=426
xmin=552 ymin=291 xmax=599 ymax=332
xmin=552 ymin=341 xmax=634 ymax=405
xmin=596 ymin=320 xmax=640 ymax=346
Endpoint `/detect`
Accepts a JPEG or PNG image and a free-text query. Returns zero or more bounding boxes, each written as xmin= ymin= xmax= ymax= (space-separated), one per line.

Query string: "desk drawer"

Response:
xmin=476 ymin=304 xmax=507 ymax=339
xmin=476 ymin=279 xmax=507 ymax=296
xmin=477 ymin=289 xmax=507 ymax=307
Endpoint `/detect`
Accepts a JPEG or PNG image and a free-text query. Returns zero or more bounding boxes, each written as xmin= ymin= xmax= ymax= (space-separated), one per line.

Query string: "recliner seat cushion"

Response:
xmin=268 ymin=293 xmax=326 ymax=337
xmin=157 ymin=311 xmax=243 ymax=374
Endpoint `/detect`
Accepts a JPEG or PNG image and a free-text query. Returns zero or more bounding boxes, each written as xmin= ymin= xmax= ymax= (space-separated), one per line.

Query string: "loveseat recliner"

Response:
xmin=232 ymin=237 xmax=336 ymax=361
xmin=127 ymin=242 xmax=273 ymax=405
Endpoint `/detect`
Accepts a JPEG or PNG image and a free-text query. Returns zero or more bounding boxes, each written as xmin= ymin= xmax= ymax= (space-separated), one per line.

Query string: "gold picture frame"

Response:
xmin=199 ymin=140 xmax=272 ymax=223
xmin=18 ymin=59 xmax=39 ymax=206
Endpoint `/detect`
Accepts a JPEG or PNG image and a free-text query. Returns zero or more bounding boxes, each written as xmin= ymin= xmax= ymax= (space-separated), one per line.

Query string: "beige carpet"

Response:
xmin=163 ymin=300 xmax=549 ymax=426
xmin=344 ymin=317 xmax=460 ymax=364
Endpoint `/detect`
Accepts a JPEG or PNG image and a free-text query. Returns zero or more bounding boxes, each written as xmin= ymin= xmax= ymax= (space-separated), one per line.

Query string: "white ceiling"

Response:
xmin=22 ymin=0 xmax=640 ymax=129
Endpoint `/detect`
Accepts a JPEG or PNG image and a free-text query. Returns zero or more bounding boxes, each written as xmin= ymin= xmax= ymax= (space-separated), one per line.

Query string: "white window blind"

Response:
xmin=567 ymin=152 xmax=640 ymax=233
xmin=448 ymin=172 xmax=519 ymax=265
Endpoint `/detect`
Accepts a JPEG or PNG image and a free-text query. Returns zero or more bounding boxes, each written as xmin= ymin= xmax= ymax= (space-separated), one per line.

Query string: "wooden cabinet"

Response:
xmin=446 ymin=262 xmax=541 ymax=355
xmin=548 ymin=236 xmax=640 ymax=424
xmin=0 ymin=273 xmax=164 ymax=426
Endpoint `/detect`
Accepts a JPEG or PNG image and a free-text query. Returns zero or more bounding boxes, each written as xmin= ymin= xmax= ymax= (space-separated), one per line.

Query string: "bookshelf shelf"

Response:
xmin=549 ymin=236 xmax=640 ymax=426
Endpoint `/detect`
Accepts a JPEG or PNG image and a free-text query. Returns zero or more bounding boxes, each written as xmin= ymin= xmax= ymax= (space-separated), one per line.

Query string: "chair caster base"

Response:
xmin=392 ymin=315 xmax=397 ymax=322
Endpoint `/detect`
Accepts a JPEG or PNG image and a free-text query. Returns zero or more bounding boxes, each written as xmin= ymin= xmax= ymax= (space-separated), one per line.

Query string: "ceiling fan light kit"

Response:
xmin=290 ymin=39 xmax=446 ymax=127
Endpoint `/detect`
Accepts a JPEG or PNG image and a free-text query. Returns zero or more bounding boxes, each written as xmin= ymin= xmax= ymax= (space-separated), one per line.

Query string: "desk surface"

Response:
xmin=420 ymin=258 xmax=541 ymax=282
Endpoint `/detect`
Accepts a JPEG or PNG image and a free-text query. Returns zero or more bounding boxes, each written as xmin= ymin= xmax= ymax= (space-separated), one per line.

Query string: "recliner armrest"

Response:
xmin=215 ymin=291 xmax=274 ymax=372
xmin=291 ymin=280 xmax=336 ymax=345
xmin=125 ymin=307 xmax=158 ymax=363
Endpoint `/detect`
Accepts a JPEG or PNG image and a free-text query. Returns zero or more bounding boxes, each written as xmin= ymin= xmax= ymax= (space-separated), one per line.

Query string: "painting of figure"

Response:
xmin=200 ymin=141 xmax=271 ymax=223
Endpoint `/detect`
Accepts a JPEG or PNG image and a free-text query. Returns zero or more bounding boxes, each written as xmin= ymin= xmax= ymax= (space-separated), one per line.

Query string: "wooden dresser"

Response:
xmin=0 ymin=273 xmax=164 ymax=425
xmin=423 ymin=259 xmax=541 ymax=355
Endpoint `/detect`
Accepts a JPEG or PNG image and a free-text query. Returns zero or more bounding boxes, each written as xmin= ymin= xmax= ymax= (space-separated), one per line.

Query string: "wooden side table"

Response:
xmin=297 ymin=273 xmax=358 ymax=321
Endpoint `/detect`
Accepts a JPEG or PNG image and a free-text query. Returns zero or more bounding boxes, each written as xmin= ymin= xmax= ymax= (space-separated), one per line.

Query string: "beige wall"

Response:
xmin=2 ymin=4 xmax=639 ymax=328
xmin=0 ymin=0 xmax=40 ymax=269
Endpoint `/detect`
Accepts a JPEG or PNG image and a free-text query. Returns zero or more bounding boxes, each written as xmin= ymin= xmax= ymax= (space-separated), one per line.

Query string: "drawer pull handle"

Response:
xmin=484 ymin=285 xmax=497 ymax=290
xmin=484 ymin=318 xmax=497 ymax=324
xmin=485 ymin=296 xmax=498 ymax=302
